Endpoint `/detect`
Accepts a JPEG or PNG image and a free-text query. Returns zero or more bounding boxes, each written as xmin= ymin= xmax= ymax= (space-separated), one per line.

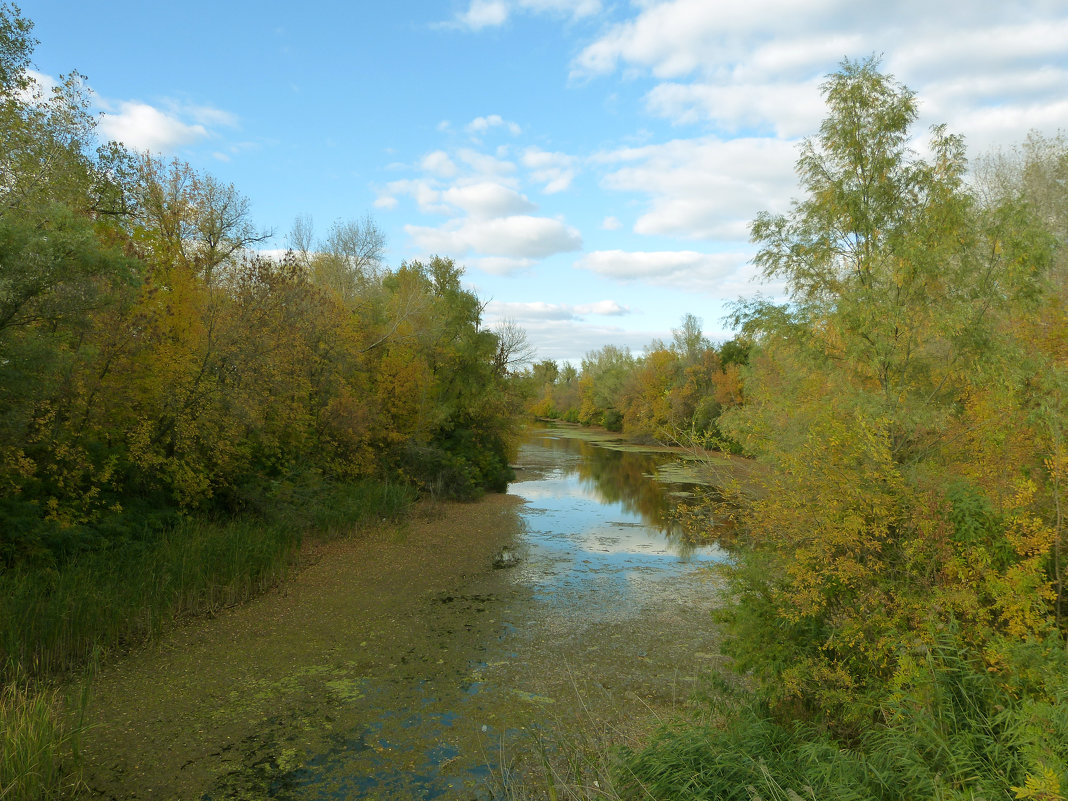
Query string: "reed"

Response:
xmin=0 ymin=478 xmax=414 ymax=682
xmin=0 ymin=674 xmax=88 ymax=801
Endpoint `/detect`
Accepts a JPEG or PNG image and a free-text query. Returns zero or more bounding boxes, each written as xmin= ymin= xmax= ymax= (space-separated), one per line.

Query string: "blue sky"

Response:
xmin=20 ymin=0 xmax=1068 ymax=363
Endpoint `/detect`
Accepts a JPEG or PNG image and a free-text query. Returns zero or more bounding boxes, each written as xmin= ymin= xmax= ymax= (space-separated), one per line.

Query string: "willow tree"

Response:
xmin=721 ymin=58 xmax=1058 ymax=730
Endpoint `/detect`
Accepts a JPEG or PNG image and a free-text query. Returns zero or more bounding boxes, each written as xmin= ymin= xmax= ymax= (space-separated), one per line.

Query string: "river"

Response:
xmin=80 ymin=425 xmax=729 ymax=799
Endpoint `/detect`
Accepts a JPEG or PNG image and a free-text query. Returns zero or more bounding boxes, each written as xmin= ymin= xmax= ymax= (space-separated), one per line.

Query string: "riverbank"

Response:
xmin=77 ymin=493 xmax=523 ymax=798
xmin=530 ymin=419 xmax=758 ymax=491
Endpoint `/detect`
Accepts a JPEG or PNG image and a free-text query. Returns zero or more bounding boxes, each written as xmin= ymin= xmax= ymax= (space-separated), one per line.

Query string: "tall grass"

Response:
xmin=0 ymin=477 xmax=415 ymax=682
xmin=0 ymin=517 xmax=299 ymax=680
xmin=616 ymin=636 xmax=1068 ymax=801
xmin=0 ymin=675 xmax=88 ymax=801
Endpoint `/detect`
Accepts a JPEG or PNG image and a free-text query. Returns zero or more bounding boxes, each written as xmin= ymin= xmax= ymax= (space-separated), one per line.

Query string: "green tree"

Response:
xmin=721 ymin=57 xmax=1056 ymax=730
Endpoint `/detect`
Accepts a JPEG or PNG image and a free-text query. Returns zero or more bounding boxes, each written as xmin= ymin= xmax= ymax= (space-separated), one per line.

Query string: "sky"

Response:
xmin=19 ymin=0 xmax=1068 ymax=364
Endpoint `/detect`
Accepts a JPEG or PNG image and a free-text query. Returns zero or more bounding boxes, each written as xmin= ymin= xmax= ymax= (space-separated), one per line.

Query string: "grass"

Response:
xmin=0 ymin=517 xmax=301 ymax=680
xmin=0 ymin=674 xmax=88 ymax=801
xmin=614 ymin=637 xmax=1068 ymax=801
xmin=1 ymin=477 xmax=415 ymax=682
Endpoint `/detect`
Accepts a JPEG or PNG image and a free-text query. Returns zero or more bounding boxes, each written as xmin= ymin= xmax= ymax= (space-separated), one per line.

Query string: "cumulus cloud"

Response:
xmin=442 ymin=182 xmax=536 ymax=219
xmin=98 ymin=101 xmax=209 ymax=152
xmin=595 ymin=136 xmax=797 ymax=241
xmin=450 ymin=0 xmax=601 ymax=30
xmin=467 ymin=114 xmax=522 ymax=136
xmin=485 ymin=299 xmax=631 ymax=321
xmin=421 ymin=150 xmax=459 ymax=177
xmin=576 ymin=249 xmax=769 ymax=296
xmin=522 ymin=147 xmax=578 ymax=193
xmin=471 ymin=256 xmax=536 ymax=275
xmin=645 ymin=78 xmax=824 ymax=137
xmin=575 ymin=300 xmax=630 ymax=316
xmin=18 ymin=69 xmax=60 ymax=103
xmin=455 ymin=0 xmax=509 ymax=29
xmin=378 ymin=178 xmax=449 ymax=214
xmin=571 ymin=0 xmax=1068 ymax=149
xmin=385 ymin=137 xmax=583 ymax=268
xmin=406 ymin=215 xmax=582 ymax=259
xmin=456 ymin=148 xmax=517 ymax=177
xmin=482 ymin=315 xmax=653 ymax=364
xmin=601 ymin=216 xmax=622 ymax=231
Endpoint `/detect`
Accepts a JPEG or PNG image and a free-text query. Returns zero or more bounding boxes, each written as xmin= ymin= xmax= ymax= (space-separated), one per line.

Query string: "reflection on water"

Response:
xmin=509 ymin=427 xmax=726 ymax=608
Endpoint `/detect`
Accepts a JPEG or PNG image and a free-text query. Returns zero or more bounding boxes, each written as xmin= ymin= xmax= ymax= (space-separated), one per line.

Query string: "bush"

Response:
xmin=602 ymin=409 xmax=623 ymax=432
xmin=618 ymin=633 xmax=1068 ymax=801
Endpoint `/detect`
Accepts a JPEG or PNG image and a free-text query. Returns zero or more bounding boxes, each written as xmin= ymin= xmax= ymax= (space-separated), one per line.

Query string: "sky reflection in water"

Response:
xmin=510 ymin=431 xmax=726 ymax=604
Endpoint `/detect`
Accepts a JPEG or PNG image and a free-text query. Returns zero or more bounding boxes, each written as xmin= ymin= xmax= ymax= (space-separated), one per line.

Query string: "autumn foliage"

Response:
xmin=0 ymin=10 xmax=521 ymax=570
xmin=620 ymin=59 xmax=1068 ymax=800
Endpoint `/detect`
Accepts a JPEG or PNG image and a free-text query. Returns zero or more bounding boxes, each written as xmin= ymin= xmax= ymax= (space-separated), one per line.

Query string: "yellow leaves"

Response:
xmin=1006 ymin=511 xmax=1056 ymax=559
xmin=1013 ymin=766 xmax=1065 ymax=801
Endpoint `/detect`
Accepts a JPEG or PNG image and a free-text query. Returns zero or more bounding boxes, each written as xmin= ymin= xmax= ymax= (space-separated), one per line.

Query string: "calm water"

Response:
xmin=509 ymin=428 xmax=725 ymax=608
xmin=206 ymin=426 xmax=726 ymax=800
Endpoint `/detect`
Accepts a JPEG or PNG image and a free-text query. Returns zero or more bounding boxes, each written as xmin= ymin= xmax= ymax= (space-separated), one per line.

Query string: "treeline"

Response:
xmin=1 ymin=11 xmax=518 ymax=576
xmin=521 ymin=315 xmax=748 ymax=448
xmin=614 ymin=60 xmax=1068 ymax=799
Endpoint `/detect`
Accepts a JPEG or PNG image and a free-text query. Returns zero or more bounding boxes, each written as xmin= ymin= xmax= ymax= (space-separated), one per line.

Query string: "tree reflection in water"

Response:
xmin=522 ymin=428 xmax=730 ymax=554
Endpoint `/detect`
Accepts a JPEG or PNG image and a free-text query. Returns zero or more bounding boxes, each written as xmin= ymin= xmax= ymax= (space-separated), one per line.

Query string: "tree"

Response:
xmin=720 ymin=57 xmax=1057 ymax=729
xmin=671 ymin=313 xmax=708 ymax=365
xmin=491 ymin=318 xmax=535 ymax=376
xmin=130 ymin=156 xmax=269 ymax=281
xmin=287 ymin=213 xmax=315 ymax=269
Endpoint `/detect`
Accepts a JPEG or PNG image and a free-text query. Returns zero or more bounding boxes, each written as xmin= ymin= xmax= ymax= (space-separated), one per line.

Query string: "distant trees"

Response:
xmin=522 ymin=317 xmax=746 ymax=447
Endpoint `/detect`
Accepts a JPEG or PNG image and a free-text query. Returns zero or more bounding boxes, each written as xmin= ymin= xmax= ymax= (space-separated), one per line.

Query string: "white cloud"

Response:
xmin=522 ymin=146 xmax=578 ymax=193
xmin=645 ymin=78 xmax=824 ymax=137
xmin=596 ymin=136 xmax=797 ymax=241
xmin=576 ymin=249 xmax=770 ymax=297
xmin=467 ymin=114 xmax=523 ymax=136
xmin=380 ymin=178 xmax=449 ymax=214
xmin=450 ymin=0 xmax=601 ymax=30
xmin=406 ymin=215 xmax=582 ymax=259
xmin=518 ymin=0 xmax=601 ymax=18
xmin=572 ymin=0 xmax=822 ymax=79
xmin=421 ymin=150 xmax=459 ymax=177
xmin=18 ymin=69 xmax=60 ymax=103
xmin=482 ymin=315 xmax=653 ymax=364
xmin=575 ymin=300 xmax=630 ymax=316
xmin=471 ymin=256 xmax=536 ymax=275
xmin=485 ymin=299 xmax=631 ymax=321
xmin=184 ymin=104 xmax=238 ymax=128
xmin=571 ymin=0 xmax=1068 ymax=151
xmin=442 ymin=181 xmax=536 ymax=219
xmin=487 ymin=301 xmax=581 ymax=320
xmin=601 ymin=216 xmax=622 ymax=231
xmin=456 ymin=0 xmax=509 ymax=30
xmin=457 ymin=148 xmax=517 ymax=177
xmin=98 ymin=101 xmax=209 ymax=153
